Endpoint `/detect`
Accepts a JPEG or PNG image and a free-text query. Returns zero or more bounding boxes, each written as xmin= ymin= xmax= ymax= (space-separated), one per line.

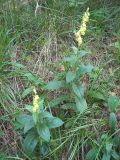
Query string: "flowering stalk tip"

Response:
xmin=75 ymin=8 xmax=90 ymax=47
xmin=33 ymin=88 xmax=39 ymax=112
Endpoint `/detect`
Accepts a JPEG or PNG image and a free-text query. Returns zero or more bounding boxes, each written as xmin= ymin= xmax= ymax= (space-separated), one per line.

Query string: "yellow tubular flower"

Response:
xmin=74 ymin=32 xmax=80 ymax=39
xmin=77 ymin=37 xmax=83 ymax=47
xmin=33 ymin=88 xmax=39 ymax=112
xmin=79 ymin=23 xmax=86 ymax=35
xmin=75 ymin=8 xmax=90 ymax=47
xmin=33 ymin=94 xmax=39 ymax=112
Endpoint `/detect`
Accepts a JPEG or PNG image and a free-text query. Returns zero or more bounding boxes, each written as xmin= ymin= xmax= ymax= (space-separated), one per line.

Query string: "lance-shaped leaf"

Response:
xmin=21 ymin=87 xmax=33 ymax=98
xmin=79 ymin=50 xmax=90 ymax=57
xmin=64 ymin=55 xmax=77 ymax=65
xmin=108 ymin=96 xmax=119 ymax=112
xmin=23 ymin=131 xmax=38 ymax=155
xmin=79 ymin=64 xmax=94 ymax=75
xmin=44 ymin=80 xmax=63 ymax=90
xmin=66 ymin=71 xmax=76 ymax=83
xmin=109 ymin=112 xmax=117 ymax=133
xmin=37 ymin=124 xmax=50 ymax=142
xmin=72 ymin=83 xmax=85 ymax=97
xmin=46 ymin=117 xmax=64 ymax=129
xmin=75 ymin=97 xmax=87 ymax=113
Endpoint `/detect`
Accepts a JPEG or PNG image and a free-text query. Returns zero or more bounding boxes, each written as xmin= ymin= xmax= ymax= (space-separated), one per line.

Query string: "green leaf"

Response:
xmin=79 ymin=64 xmax=94 ymax=75
xmin=75 ymin=97 xmax=87 ymax=113
xmin=102 ymin=153 xmax=110 ymax=160
xmin=24 ymin=73 xmax=36 ymax=81
xmin=109 ymin=112 xmax=117 ymax=132
xmin=41 ymin=111 xmax=53 ymax=118
xmin=16 ymin=114 xmax=34 ymax=134
xmin=113 ymin=136 xmax=120 ymax=146
xmin=38 ymin=99 xmax=44 ymax=110
xmin=106 ymin=142 xmax=113 ymax=154
xmin=17 ymin=114 xmax=32 ymax=126
xmin=108 ymin=96 xmax=119 ymax=112
xmin=25 ymin=105 xmax=33 ymax=112
xmin=33 ymin=112 xmax=38 ymax=124
xmin=46 ymin=117 xmax=64 ymax=129
xmin=24 ymin=73 xmax=41 ymax=85
xmin=66 ymin=71 xmax=76 ymax=83
xmin=40 ymin=143 xmax=49 ymax=156
xmin=24 ymin=118 xmax=34 ymax=134
xmin=44 ymin=80 xmax=63 ymax=90
xmin=79 ymin=50 xmax=90 ymax=57
xmin=72 ymin=46 xmax=78 ymax=54
xmin=13 ymin=121 xmax=23 ymax=130
xmin=72 ymin=83 xmax=84 ymax=97
xmin=112 ymin=150 xmax=120 ymax=160
xmin=101 ymin=133 xmax=108 ymax=140
xmin=88 ymin=90 xmax=106 ymax=101
xmin=23 ymin=131 xmax=38 ymax=155
xmin=21 ymin=87 xmax=33 ymax=98
xmin=37 ymin=124 xmax=50 ymax=142
xmin=86 ymin=148 xmax=98 ymax=160
xmin=12 ymin=62 xmax=25 ymax=68
xmin=49 ymin=95 xmax=69 ymax=108
xmin=64 ymin=55 xmax=77 ymax=65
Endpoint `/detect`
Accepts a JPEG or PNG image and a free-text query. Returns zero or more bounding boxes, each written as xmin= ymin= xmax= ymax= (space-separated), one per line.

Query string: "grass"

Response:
xmin=0 ymin=0 xmax=120 ymax=159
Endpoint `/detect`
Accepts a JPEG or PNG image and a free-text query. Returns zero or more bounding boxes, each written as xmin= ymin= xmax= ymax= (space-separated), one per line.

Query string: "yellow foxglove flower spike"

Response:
xmin=75 ymin=8 xmax=90 ymax=47
xmin=33 ymin=88 xmax=39 ymax=112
